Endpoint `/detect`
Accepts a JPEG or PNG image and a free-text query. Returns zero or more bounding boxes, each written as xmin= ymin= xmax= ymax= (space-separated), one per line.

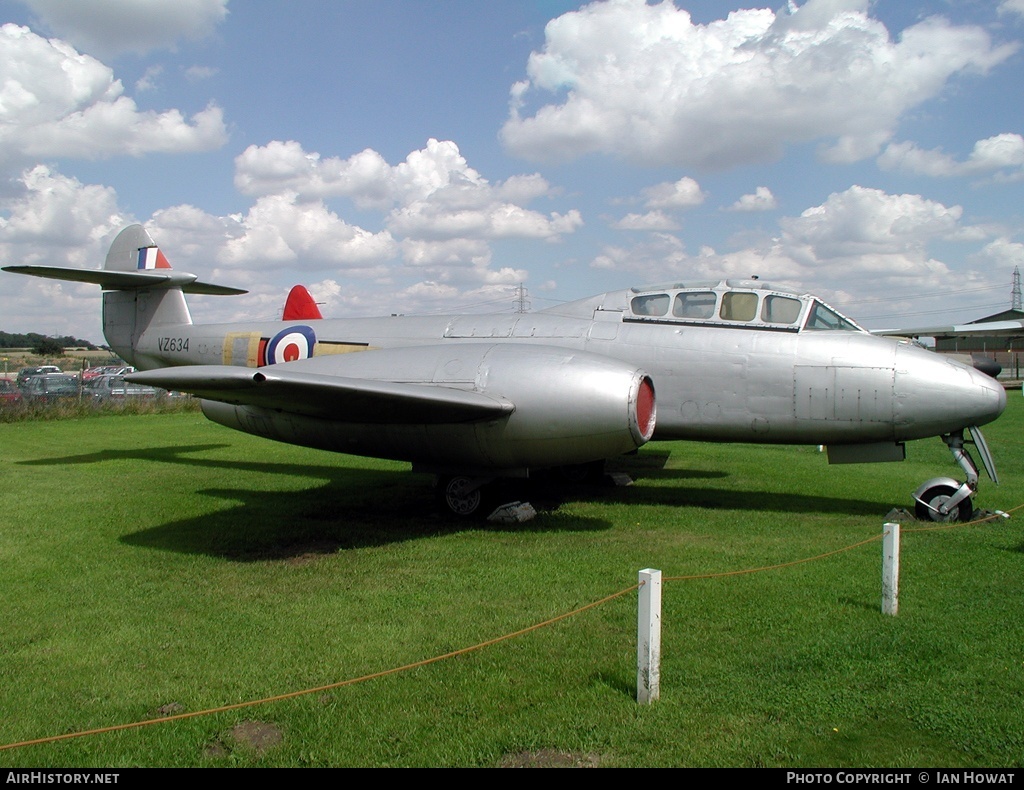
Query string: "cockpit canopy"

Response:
xmin=626 ymin=280 xmax=863 ymax=333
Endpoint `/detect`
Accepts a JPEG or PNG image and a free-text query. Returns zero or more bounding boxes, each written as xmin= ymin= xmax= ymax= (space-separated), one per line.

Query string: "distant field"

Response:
xmin=1 ymin=348 xmax=124 ymax=380
xmin=1 ymin=401 xmax=1022 ymax=767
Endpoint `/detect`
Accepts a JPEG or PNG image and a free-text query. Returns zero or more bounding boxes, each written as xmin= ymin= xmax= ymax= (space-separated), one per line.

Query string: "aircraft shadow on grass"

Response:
xmin=19 ymin=443 xmax=359 ymax=478
xmin=591 ymin=477 xmax=895 ymax=517
xmin=23 ymin=443 xmax=893 ymax=561
xmin=118 ymin=474 xmax=630 ymax=561
xmin=20 ymin=443 xmax=608 ymax=558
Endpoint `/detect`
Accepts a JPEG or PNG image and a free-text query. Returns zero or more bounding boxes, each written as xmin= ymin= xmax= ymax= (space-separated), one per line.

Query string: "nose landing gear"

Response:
xmin=913 ymin=427 xmax=998 ymax=523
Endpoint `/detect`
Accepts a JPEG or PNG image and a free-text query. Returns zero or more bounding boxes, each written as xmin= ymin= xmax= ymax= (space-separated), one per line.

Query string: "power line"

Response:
xmin=836 ymin=283 xmax=1006 ymax=307
xmin=857 ymin=301 xmax=1010 ymax=322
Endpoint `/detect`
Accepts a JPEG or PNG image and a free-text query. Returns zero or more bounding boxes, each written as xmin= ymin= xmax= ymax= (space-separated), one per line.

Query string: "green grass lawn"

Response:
xmin=1 ymin=399 xmax=1022 ymax=767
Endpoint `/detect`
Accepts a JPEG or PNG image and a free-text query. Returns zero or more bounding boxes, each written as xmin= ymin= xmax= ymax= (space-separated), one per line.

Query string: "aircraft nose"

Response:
xmin=959 ymin=363 xmax=1007 ymax=426
xmin=894 ymin=344 xmax=1006 ymax=440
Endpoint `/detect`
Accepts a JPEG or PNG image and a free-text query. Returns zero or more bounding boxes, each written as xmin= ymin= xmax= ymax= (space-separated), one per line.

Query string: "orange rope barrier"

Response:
xmin=3 ymin=503 xmax=1017 ymax=753
xmin=0 ymin=584 xmax=639 ymax=752
xmin=664 ymin=533 xmax=884 ymax=581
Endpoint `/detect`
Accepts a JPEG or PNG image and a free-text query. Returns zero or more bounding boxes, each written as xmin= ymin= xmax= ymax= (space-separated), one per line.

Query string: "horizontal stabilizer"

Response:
xmin=127 ymin=365 xmax=514 ymax=424
xmin=1 ymin=265 xmax=247 ymax=295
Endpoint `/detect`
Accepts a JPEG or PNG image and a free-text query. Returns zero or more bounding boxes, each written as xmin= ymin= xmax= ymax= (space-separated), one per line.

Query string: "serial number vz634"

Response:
xmin=158 ymin=337 xmax=189 ymax=352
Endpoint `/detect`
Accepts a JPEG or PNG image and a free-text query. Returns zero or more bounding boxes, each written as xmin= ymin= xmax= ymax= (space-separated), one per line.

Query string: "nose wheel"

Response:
xmin=912 ymin=427 xmax=997 ymax=523
xmin=914 ymin=483 xmax=974 ymax=523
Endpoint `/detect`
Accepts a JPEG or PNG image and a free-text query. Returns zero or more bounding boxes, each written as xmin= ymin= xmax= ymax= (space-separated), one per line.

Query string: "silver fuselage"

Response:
xmin=125 ymin=280 xmax=1006 ymax=447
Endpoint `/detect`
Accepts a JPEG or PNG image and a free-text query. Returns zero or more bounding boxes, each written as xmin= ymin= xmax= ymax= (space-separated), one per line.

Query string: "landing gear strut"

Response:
xmin=913 ymin=427 xmax=998 ymax=523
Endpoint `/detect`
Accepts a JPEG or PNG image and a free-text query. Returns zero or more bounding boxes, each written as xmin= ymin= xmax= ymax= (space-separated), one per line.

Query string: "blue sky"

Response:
xmin=1 ymin=0 xmax=1023 ymax=342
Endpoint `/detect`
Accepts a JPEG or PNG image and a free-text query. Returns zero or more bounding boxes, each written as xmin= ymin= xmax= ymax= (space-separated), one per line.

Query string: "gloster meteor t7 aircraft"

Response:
xmin=4 ymin=225 xmax=1006 ymax=519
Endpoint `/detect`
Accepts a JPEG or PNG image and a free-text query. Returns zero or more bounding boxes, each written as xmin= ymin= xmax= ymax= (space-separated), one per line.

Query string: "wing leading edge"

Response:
xmin=128 ymin=365 xmax=514 ymax=424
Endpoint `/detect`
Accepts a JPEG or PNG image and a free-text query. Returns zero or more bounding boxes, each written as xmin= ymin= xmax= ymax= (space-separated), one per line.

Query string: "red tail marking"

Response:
xmin=283 ymin=285 xmax=323 ymax=320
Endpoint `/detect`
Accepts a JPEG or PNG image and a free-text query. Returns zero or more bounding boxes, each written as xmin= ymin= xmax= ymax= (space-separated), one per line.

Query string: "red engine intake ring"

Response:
xmin=632 ymin=374 xmax=656 ymax=445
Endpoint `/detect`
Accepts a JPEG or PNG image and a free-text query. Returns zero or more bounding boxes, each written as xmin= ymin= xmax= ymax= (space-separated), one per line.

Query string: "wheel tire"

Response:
xmin=440 ymin=476 xmax=486 ymax=517
xmin=915 ymin=484 xmax=974 ymax=523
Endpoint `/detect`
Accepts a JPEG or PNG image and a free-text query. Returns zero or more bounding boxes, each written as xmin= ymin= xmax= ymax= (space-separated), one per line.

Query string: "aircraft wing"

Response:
xmin=873 ymin=320 xmax=1024 ymax=338
xmin=127 ymin=365 xmax=513 ymax=424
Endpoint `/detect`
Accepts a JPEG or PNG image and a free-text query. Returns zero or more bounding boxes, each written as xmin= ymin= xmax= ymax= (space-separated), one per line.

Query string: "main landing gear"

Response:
xmin=913 ymin=427 xmax=999 ymax=523
xmin=437 ymin=475 xmax=494 ymax=518
xmin=436 ymin=461 xmax=609 ymax=517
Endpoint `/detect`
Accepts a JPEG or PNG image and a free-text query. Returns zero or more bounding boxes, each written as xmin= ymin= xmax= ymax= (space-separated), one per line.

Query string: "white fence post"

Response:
xmin=637 ymin=568 xmax=662 ymax=704
xmin=882 ymin=522 xmax=900 ymax=616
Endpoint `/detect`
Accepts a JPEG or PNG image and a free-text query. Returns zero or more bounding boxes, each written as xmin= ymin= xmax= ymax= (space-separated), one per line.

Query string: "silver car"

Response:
xmin=84 ymin=374 xmax=162 ymax=401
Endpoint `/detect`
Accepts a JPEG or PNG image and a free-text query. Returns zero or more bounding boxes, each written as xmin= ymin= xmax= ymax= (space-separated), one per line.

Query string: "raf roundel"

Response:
xmin=265 ymin=325 xmax=317 ymax=365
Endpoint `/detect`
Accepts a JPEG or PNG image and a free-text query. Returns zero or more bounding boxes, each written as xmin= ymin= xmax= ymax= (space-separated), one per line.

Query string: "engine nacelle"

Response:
xmin=201 ymin=343 xmax=655 ymax=475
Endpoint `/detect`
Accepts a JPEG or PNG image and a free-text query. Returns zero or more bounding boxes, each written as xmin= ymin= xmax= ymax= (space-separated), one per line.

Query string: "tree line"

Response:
xmin=0 ymin=332 xmax=99 ymax=353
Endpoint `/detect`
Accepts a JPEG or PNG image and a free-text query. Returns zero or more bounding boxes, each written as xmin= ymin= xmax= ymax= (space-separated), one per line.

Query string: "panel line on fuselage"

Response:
xmin=622 ymin=316 xmax=802 ymax=333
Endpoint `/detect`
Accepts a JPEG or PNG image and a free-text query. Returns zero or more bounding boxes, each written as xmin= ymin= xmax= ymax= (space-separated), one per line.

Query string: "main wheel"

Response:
xmin=439 ymin=476 xmax=486 ymax=517
xmin=914 ymin=484 xmax=974 ymax=523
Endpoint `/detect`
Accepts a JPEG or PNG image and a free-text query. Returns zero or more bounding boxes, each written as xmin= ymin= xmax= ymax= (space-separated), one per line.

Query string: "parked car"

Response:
xmin=0 ymin=379 xmax=23 ymax=405
xmin=84 ymin=374 xmax=161 ymax=401
xmin=20 ymin=373 xmax=81 ymax=403
xmin=16 ymin=366 xmax=61 ymax=387
xmin=82 ymin=365 xmax=135 ymax=381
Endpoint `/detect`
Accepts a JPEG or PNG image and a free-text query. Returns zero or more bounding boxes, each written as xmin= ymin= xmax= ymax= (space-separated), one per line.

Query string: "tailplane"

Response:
xmin=2 ymin=224 xmax=245 ymax=367
xmin=5 ymin=224 xmax=245 ymax=295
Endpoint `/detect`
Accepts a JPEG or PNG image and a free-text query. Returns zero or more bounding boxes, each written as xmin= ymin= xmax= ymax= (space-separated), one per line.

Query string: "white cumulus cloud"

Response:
xmin=643 ymin=177 xmax=706 ymax=209
xmin=218 ymin=193 xmax=397 ymax=270
xmin=0 ymin=165 xmax=128 ymax=260
xmin=230 ymin=139 xmax=583 ymax=306
xmin=611 ymin=211 xmax=680 ymax=231
xmin=236 ymin=139 xmax=557 ymax=209
xmin=234 ymin=141 xmax=395 ymax=208
xmin=590 ymin=186 xmax=987 ymax=299
xmin=0 ymin=165 xmax=133 ymax=338
xmin=878 ymin=134 xmax=1024 ymax=181
xmin=235 ymin=138 xmax=583 ymax=244
xmin=0 ymin=24 xmax=227 ymax=168
xmin=779 ymin=186 xmax=966 ymax=270
xmin=973 ymin=237 xmax=1024 ymax=270
xmin=16 ymin=0 xmax=229 ymax=58
xmin=134 ymin=65 xmax=163 ymax=93
xmin=400 ymin=238 xmax=492 ymax=269
xmin=729 ymin=187 xmax=778 ymax=212
xmin=184 ymin=65 xmax=218 ymax=82
xmin=1000 ymin=1 xmax=1024 ymax=18
xmin=501 ymin=0 xmax=1016 ymax=168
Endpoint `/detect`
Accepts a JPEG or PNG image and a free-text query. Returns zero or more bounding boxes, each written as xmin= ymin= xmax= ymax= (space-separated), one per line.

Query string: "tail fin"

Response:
xmin=2 ymin=224 xmax=245 ymax=367
xmin=105 ymin=223 xmax=172 ymax=272
xmin=283 ymin=285 xmax=323 ymax=320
